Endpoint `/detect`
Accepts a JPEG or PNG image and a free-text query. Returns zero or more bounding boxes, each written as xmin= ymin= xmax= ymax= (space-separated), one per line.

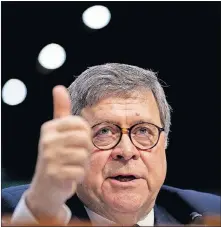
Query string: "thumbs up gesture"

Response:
xmin=25 ymin=86 xmax=92 ymax=223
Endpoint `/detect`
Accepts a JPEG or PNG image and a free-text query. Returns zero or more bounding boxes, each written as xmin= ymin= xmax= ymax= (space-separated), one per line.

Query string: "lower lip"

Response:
xmin=107 ymin=178 xmax=141 ymax=187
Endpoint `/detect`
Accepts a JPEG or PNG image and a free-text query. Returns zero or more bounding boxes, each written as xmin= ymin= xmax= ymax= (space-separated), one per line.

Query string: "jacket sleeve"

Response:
xmin=2 ymin=184 xmax=71 ymax=224
xmin=2 ymin=185 xmax=30 ymax=214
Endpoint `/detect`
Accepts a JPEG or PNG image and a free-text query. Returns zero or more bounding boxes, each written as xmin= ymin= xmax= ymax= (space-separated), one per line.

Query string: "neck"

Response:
xmin=88 ymin=201 xmax=155 ymax=226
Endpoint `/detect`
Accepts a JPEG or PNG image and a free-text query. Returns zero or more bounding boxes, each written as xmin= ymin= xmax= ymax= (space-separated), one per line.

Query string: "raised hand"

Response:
xmin=25 ymin=85 xmax=92 ymax=223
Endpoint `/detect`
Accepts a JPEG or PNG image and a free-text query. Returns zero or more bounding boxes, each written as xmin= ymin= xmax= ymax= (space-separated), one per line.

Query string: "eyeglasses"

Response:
xmin=91 ymin=122 xmax=164 ymax=150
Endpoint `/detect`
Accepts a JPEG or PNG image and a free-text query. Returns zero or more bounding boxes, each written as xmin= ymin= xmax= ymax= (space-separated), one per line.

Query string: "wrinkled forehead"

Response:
xmin=81 ymin=90 xmax=162 ymax=127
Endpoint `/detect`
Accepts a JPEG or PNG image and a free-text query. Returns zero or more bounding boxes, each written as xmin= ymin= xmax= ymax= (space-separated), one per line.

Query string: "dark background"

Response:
xmin=1 ymin=1 xmax=221 ymax=194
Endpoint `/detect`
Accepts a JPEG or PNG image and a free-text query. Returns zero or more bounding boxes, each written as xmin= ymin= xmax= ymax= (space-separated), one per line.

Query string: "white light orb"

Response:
xmin=38 ymin=43 xmax=66 ymax=70
xmin=82 ymin=5 xmax=111 ymax=29
xmin=2 ymin=79 xmax=27 ymax=106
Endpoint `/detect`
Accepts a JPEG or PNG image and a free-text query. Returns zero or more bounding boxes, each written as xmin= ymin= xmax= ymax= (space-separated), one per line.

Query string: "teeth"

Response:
xmin=114 ymin=175 xmax=136 ymax=181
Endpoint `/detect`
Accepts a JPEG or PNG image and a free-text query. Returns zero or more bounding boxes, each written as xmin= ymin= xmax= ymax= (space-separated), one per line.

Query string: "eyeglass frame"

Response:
xmin=91 ymin=121 xmax=164 ymax=151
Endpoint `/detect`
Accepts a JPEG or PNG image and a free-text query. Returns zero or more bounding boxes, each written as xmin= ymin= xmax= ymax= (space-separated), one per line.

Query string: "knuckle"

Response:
xmin=81 ymin=131 xmax=91 ymax=141
xmin=42 ymin=151 xmax=54 ymax=163
xmin=65 ymin=167 xmax=85 ymax=181
xmin=58 ymin=149 xmax=70 ymax=160
xmin=41 ymin=121 xmax=52 ymax=134
xmin=81 ymin=148 xmax=90 ymax=160
xmin=75 ymin=151 xmax=89 ymax=166
xmin=40 ymin=133 xmax=59 ymax=150
xmin=64 ymin=131 xmax=87 ymax=147
xmin=46 ymin=166 xmax=58 ymax=179
xmin=63 ymin=115 xmax=77 ymax=125
xmin=75 ymin=168 xmax=86 ymax=182
xmin=67 ymin=131 xmax=76 ymax=141
xmin=79 ymin=168 xmax=85 ymax=177
xmin=72 ymin=116 xmax=91 ymax=131
xmin=40 ymin=136 xmax=53 ymax=150
xmin=73 ymin=131 xmax=91 ymax=148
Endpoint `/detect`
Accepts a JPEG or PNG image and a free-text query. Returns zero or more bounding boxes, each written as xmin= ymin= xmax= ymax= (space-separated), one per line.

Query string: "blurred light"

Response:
xmin=82 ymin=5 xmax=111 ymax=29
xmin=2 ymin=79 xmax=27 ymax=106
xmin=38 ymin=43 xmax=66 ymax=70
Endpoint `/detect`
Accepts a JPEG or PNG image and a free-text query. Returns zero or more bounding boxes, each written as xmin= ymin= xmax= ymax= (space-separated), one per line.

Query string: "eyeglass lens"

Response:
xmin=92 ymin=122 xmax=159 ymax=150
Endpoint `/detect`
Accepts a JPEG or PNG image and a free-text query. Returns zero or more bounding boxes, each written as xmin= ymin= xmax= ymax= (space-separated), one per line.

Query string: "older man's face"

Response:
xmin=77 ymin=90 xmax=167 ymax=216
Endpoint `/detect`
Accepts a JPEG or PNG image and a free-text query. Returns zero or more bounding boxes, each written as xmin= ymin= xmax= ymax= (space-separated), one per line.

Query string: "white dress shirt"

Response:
xmin=11 ymin=194 xmax=154 ymax=226
xmin=85 ymin=206 xmax=154 ymax=226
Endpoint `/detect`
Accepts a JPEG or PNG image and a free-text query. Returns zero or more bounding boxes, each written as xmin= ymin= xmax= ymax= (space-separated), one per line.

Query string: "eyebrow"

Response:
xmin=91 ymin=119 xmax=156 ymax=127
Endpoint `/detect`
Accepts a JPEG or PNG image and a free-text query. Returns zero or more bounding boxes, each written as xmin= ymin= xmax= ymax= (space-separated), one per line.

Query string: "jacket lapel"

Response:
xmin=154 ymin=205 xmax=181 ymax=226
xmin=66 ymin=195 xmax=181 ymax=226
xmin=66 ymin=194 xmax=91 ymax=224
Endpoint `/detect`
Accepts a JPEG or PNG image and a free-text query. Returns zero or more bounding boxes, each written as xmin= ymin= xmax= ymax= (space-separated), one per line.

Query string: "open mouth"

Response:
xmin=110 ymin=175 xmax=137 ymax=182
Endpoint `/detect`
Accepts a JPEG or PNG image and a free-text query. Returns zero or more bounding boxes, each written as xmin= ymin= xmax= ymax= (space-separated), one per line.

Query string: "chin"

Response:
xmin=104 ymin=192 xmax=145 ymax=213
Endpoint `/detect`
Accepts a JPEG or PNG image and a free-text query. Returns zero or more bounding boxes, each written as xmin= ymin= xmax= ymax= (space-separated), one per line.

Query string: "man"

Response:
xmin=2 ymin=63 xmax=220 ymax=226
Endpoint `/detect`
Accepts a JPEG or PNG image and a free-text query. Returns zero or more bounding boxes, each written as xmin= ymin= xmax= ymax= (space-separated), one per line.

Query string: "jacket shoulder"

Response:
xmin=159 ymin=185 xmax=220 ymax=215
xmin=2 ymin=184 xmax=30 ymax=214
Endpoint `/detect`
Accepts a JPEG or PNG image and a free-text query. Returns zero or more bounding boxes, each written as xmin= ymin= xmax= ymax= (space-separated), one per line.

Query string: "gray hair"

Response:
xmin=68 ymin=63 xmax=172 ymax=147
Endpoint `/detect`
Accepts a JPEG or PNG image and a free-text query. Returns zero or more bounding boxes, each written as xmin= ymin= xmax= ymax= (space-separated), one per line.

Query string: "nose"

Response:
xmin=111 ymin=134 xmax=140 ymax=161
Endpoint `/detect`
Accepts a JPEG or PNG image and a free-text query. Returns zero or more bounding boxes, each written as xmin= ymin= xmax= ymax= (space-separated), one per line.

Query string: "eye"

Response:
xmin=138 ymin=127 xmax=149 ymax=135
xmin=94 ymin=127 xmax=114 ymax=138
xmin=133 ymin=127 xmax=151 ymax=137
xmin=92 ymin=123 xmax=119 ymax=140
xmin=97 ymin=128 xmax=111 ymax=135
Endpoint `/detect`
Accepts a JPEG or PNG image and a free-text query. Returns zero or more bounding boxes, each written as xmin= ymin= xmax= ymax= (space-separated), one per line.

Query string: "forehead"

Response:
xmin=81 ymin=90 xmax=161 ymax=127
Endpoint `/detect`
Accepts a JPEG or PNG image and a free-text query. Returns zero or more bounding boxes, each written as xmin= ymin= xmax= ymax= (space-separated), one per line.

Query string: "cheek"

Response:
xmin=141 ymin=149 xmax=166 ymax=172
xmin=141 ymin=134 xmax=166 ymax=167
xmin=141 ymin=150 xmax=167 ymax=191
xmin=76 ymin=151 xmax=112 ymax=207
xmin=140 ymin=136 xmax=167 ymax=186
xmin=83 ymin=150 xmax=111 ymax=187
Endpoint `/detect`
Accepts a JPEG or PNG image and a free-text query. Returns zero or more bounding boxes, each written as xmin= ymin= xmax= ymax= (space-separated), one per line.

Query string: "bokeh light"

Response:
xmin=2 ymin=79 xmax=27 ymax=106
xmin=82 ymin=5 xmax=111 ymax=29
xmin=38 ymin=43 xmax=66 ymax=70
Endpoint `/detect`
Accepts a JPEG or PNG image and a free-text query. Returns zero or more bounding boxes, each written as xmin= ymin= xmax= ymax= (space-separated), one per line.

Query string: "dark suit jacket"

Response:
xmin=2 ymin=184 xmax=220 ymax=225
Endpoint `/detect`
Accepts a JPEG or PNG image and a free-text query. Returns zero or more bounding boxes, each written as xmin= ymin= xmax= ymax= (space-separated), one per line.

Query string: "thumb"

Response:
xmin=52 ymin=85 xmax=71 ymax=118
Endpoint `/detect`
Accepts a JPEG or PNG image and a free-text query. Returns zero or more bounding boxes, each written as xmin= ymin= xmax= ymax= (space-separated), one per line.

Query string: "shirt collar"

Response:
xmin=84 ymin=206 xmax=154 ymax=226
